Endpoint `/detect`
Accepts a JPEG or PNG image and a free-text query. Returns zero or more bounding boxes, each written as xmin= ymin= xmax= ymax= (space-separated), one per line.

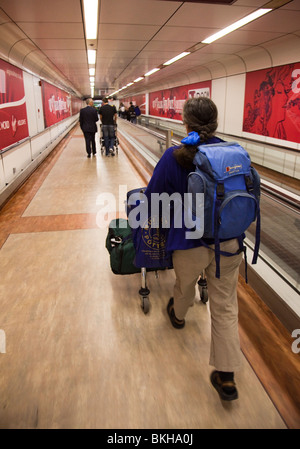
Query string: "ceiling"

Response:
xmin=0 ymin=0 xmax=299 ymax=99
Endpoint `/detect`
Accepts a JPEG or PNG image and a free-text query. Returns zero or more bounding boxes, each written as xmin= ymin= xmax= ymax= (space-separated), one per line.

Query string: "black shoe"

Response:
xmin=87 ymin=154 xmax=91 ymax=158
xmin=210 ymin=371 xmax=238 ymax=401
xmin=93 ymin=152 xmax=96 ymax=155
xmin=167 ymin=298 xmax=185 ymax=329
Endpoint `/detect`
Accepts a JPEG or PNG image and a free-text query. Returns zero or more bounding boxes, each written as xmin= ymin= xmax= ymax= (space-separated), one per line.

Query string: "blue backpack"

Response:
xmin=187 ymin=141 xmax=261 ymax=280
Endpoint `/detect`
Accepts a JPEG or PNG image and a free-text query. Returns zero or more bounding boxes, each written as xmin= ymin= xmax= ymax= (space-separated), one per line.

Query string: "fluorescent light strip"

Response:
xmin=83 ymin=0 xmax=99 ymax=40
xmin=201 ymin=8 xmax=272 ymax=44
xmin=144 ymin=68 xmax=160 ymax=77
xmin=88 ymin=49 xmax=96 ymax=64
xmin=89 ymin=68 xmax=95 ymax=76
xmin=134 ymin=77 xmax=144 ymax=83
xmin=163 ymin=51 xmax=191 ymax=66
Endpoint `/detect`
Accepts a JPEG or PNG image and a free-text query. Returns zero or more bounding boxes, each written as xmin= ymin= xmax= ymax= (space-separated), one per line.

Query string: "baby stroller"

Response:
xmin=100 ymin=123 xmax=119 ymax=155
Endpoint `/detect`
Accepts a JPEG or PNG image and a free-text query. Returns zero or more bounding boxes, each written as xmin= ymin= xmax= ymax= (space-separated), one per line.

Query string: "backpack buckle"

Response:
xmin=245 ymin=175 xmax=253 ymax=192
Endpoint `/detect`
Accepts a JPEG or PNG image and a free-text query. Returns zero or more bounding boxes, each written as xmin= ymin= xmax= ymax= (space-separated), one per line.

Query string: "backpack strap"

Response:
xmin=252 ymin=202 xmax=260 ymax=265
xmin=200 ymin=235 xmax=247 ymax=281
xmin=244 ymin=173 xmax=261 ymax=265
xmin=213 ymin=182 xmax=225 ymax=278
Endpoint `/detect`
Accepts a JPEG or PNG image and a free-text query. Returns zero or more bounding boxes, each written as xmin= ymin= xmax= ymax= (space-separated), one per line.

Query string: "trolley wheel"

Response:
xmin=198 ymin=278 xmax=208 ymax=304
xmin=141 ymin=296 xmax=150 ymax=314
xmin=200 ymin=288 xmax=208 ymax=304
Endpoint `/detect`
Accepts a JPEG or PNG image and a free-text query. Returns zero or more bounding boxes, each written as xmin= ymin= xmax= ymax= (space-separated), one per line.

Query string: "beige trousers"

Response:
xmin=172 ymin=239 xmax=243 ymax=372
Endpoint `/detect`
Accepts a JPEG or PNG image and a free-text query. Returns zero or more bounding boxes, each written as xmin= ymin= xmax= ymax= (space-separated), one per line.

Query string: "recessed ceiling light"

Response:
xmin=201 ymin=8 xmax=272 ymax=44
xmin=144 ymin=68 xmax=160 ymax=77
xmin=88 ymin=49 xmax=96 ymax=64
xmin=83 ymin=0 xmax=99 ymax=40
xmin=163 ymin=52 xmax=191 ymax=66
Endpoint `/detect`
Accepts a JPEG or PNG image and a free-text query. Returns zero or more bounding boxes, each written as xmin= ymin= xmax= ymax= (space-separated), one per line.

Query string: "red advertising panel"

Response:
xmin=120 ymin=94 xmax=146 ymax=114
xmin=41 ymin=81 xmax=71 ymax=127
xmin=0 ymin=59 xmax=29 ymax=151
xmin=149 ymin=81 xmax=212 ymax=121
xmin=243 ymin=63 xmax=300 ymax=143
xmin=71 ymin=96 xmax=83 ymax=115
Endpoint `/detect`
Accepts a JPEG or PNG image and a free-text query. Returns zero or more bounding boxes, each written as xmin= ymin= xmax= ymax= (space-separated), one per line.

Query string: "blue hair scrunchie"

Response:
xmin=181 ymin=131 xmax=201 ymax=146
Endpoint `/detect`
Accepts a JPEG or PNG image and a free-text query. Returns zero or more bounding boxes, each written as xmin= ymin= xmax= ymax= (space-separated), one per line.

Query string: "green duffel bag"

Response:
xmin=105 ymin=218 xmax=141 ymax=275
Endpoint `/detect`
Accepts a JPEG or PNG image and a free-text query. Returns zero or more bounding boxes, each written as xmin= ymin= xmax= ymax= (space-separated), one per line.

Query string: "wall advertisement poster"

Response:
xmin=243 ymin=63 xmax=300 ymax=144
xmin=0 ymin=59 xmax=29 ymax=151
xmin=41 ymin=80 xmax=71 ymax=128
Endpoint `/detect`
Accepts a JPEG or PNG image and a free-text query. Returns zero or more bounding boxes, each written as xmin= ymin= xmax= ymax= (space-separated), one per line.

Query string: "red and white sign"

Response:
xmin=0 ymin=59 xmax=29 ymax=151
xmin=120 ymin=94 xmax=146 ymax=114
xmin=149 ymin=81 xmax=212 ymax=121
xmin=243 ymin=63 xmax=300 ymax=144
xmin=41 ymin=80 xmax=71 ymax=127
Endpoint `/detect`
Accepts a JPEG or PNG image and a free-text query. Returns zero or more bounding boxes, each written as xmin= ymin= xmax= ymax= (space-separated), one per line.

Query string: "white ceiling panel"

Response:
xmin=0 ymin=0 xmax=298 ymax=98
xmin=199 ymin=42 xmax=251 ymax=54
xmin=242 ymin=9 xmax=300 ymax=33
xmin=15 ymin=22 xmax=84 ymax=39
xmin=99 ymin=24 xmax=160 ymax=40
xmin=97 ymin=50 xmax=141 ymax=59
xmin=99 ymin=0 xmax=180 ymax=25
xmin=153 ymin=25 xmax=216 ymax=43
xmin=166 ymin=3 xmax=254 ymax=28
xmin=44 ymin=50 xmax=88 ymax=63
xmin=281 ymin=0 xmax=300 ymax=10
xmin=32 ymin=39 xmax=86 ymax=50
xmin=0 ymin=0 xmax=82 ymax=22
xmin=215 ymin=29 xmax=286 ymax=46
xmin=143 ymin=40 xmax=191 ymax=52
xmin=97 ymin=58 xmax=134 ymax=68
xmin=98 ymin=40 xmax=146 ymax=51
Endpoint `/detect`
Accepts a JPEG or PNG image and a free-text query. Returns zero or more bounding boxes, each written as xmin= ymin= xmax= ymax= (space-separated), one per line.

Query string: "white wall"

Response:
xmin=23 ymin=72 xmax=46 ymax=136
xmin=24 ymin=71 xmax=38 ymax=137
xmin=33 ymin=76 xmax=45 ymax=133
xmin=223 ymin=73 xmax=246 ymax=137
xmin=211 ymin=77 xmax=226 ymax=133
xmin=2 ymin=140 xmax=32 ymax=185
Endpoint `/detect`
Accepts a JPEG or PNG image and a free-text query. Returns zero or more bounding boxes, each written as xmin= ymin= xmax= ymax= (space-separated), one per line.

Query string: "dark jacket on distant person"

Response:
xmin=79 ymin=105 xmax=98 ymax=133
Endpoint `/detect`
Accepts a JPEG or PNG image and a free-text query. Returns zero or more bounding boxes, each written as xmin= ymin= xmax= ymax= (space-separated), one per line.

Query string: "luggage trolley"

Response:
xmin=100 ymin=123 xmax=119 ymax=155
xmin=126 ymin=187 xmax=152 ymax=314
xmin=197 ymin=271 xmax=208 ymax=304
xmin=126 ymin=188 xmax=208 ymax=314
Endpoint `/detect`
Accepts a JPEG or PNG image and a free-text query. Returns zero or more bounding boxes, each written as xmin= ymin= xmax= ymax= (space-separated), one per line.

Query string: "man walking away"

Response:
xmin=79 ymin=98 xmax=99 ymax=158
xmin=99 ymin=98 xmax=118 ymax=156
xmin=128 ymin=102 xmax=137 ymax=124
